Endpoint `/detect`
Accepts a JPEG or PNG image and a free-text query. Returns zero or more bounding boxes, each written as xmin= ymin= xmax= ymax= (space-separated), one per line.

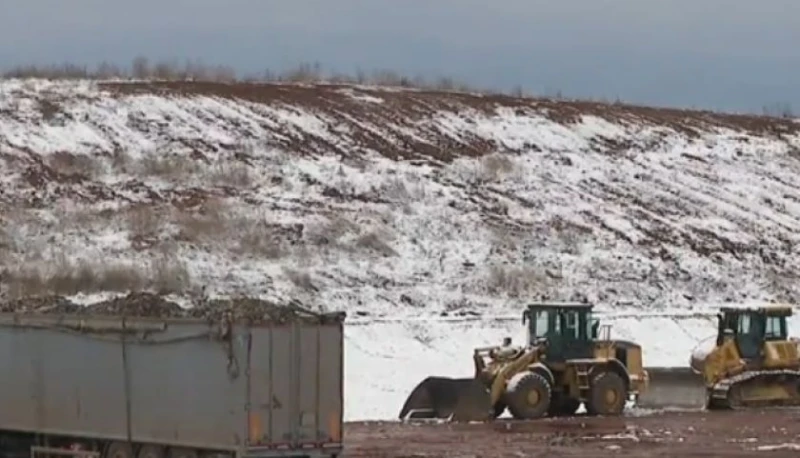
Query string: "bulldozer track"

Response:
xmin=709 ymin=369 xmax=800 ymax=409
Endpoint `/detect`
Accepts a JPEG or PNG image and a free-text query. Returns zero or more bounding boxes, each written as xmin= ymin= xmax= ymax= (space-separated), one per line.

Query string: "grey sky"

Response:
xmin=1 ymin=0 xmax=798 ymax=113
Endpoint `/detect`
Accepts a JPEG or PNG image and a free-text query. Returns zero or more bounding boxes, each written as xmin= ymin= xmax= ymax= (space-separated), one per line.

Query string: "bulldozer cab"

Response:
xmin=522 ymin=302 xmax=598 ymax=362
xmin=716 ymin=306 xmax=792 ymax=361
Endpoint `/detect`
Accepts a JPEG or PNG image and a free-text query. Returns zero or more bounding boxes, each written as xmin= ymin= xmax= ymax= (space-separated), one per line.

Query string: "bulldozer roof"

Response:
xmin=719 ymin=304 xmax=794 ymax=316
xmin=526 ymin=301 xmax=594 ymax=309
xmin=607 ymin=339 xmax=642 ymax=350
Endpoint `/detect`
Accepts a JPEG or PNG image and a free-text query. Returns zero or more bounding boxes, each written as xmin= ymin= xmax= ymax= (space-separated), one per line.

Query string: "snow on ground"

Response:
xmin=345 ymin=312 xmax=800 ymax=421
xmin=755 ymin=443 xmax=800 ymax=451
xmin=3 ymin=79 xmax=800 ymax=421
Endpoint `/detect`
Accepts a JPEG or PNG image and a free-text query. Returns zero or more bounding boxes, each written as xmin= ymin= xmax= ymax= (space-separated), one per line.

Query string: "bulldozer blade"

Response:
xmin=398 ymin=376 xmax=493 ymax=422
xmin=637 ymin=367 xmax=707 ymax=409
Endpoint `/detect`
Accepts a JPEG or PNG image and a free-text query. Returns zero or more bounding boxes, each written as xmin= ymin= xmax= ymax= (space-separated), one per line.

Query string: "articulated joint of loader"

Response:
xmin=631 ymin=369 xmax=650 ymax=394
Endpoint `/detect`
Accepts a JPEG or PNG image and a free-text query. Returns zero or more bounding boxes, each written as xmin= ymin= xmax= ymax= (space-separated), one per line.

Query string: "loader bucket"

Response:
xmin=398 ymin=376 xmax=493 ymax=422
xmin=637 ymin=367 xmax=707 ymax=409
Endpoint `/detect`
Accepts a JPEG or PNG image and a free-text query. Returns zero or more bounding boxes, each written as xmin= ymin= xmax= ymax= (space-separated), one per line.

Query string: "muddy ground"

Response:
xmin=344 ymin=409 xmax=800 ymax=457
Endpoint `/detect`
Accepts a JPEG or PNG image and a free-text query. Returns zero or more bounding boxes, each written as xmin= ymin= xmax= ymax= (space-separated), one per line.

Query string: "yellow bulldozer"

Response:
xmin=689 ymin=304 xmax=800 ymax=409
xmin=398 ymin=302 xmax=650 ymax=422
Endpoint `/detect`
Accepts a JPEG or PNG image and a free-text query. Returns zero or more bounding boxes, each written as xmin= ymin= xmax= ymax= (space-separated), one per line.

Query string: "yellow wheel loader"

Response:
xmin=398 ymin=302 xmax=650 ymax=422
xmin=690 ymin=305 xmax=800 ymax=409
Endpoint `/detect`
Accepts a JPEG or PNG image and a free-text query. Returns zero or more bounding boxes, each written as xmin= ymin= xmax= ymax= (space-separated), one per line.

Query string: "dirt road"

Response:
xmin=344 ymin=409 xmax=800 ymax=457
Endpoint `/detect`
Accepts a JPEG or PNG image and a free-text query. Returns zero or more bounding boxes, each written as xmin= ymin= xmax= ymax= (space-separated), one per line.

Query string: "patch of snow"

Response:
xmin=344 ymin=312 xmax=736 ymax=420
xmin=598 ymin=433 xmax=640 ymax=442
xmin=755 ymin=443 xmax=800 ymax=451
xmin=335 ymin=88 xmax=385 ymax=104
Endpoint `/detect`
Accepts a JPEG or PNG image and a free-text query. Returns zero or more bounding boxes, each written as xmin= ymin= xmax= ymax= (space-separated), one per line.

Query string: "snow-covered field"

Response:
xmin=2 ymin=78 xmax=800 ymax=420
xmin=344 ymin=311 xmax=800 ymax=420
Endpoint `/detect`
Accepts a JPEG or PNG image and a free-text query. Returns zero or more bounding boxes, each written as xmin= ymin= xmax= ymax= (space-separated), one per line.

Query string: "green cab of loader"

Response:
xmin=522 ymin=302 xmax=602 ymax=362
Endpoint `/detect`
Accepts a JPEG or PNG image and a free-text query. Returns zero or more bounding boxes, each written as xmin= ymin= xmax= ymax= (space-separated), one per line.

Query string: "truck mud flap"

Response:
xmin=398 ymin=376 xmax=493 ymax=422
xmin=637 ymin=367 xmax=707 ymax=409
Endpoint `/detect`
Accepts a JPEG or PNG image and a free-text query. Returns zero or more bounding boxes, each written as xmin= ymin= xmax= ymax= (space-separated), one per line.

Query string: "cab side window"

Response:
xmin=737 ymin=314 xmax=752 ymax=335
xmin=765 ymin=316 xmax=785 ymax=340
xmin=534 ymin=311 xmax=549 ymax=338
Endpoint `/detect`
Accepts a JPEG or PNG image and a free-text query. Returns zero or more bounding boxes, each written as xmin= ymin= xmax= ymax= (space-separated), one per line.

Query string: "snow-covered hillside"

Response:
xmin=2 ymin=79 xmax=800 ymax=316
xmin=2 ymin=78 xmax=800 ymax=420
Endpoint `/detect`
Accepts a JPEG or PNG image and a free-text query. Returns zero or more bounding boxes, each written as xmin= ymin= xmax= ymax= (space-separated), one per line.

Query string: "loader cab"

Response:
xmin=717 ymin=306 xmax=792 ymax=360
xmin=522 ymin=302 xmax=598 ymax=362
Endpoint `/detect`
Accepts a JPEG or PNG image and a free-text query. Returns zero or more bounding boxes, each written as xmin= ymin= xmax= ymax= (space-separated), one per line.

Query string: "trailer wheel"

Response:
xmin=138 ymin=445 xmax=165 ymax=458
xmin=105 ymin=442 xmax=134 ymax=458
xmin=169 ymin=448 xmax=198 ymax=458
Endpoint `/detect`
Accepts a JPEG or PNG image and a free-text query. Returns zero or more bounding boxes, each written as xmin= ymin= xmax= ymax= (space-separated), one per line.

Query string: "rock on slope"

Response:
xmin=1 ymin=78 xmax=800 ymax=317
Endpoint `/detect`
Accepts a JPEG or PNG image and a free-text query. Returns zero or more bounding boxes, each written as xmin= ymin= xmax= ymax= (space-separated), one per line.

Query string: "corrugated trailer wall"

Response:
xmin=0 ymin=313 xmax=344 ymax=458
xmin=245 ymin=323 xmax=343 ymax=452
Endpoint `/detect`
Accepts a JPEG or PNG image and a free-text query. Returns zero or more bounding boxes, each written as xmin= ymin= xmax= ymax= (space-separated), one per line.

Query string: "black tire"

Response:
xmin=105 ymin=442 xmax=134 ymax=458
xmin=169 ymin=449 xmax=198 ymax=458
xmin=586 ymin=371 xmax=627 ymax=416
xmin=138 ymin=445 xmax=166 ymax=458
xmin=548 ymin=394 xmax=581 ymax=417
xmin=506 ymin=371 xmax=552 ymax=419
xmin=704 ymin=388 xmax=716 ymax=410
xmin=493 ymin=401 xmax=507 ymax=418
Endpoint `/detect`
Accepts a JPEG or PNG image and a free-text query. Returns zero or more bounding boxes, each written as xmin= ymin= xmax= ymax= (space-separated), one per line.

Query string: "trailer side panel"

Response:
xmin=126 ymin=323 xmax=249 ymax=449
xmin=0 ymin=315 xmax=344 ymax=457
xmin=0 ymin=324 xmax=129 ymax=440
xmin=246 ymin=322 xmax=343 ymax=451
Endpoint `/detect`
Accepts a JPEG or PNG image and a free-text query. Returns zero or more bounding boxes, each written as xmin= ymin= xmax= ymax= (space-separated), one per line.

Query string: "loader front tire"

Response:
xmin=506 ymin=371 xmax=551 ymax=419
xmin=493 ymin=401 xmax=507 ymax=418
xmin=586 ymin=371 xmax=627 ymax=416
xmin=105 ymin=442 xmax=134 ymax=458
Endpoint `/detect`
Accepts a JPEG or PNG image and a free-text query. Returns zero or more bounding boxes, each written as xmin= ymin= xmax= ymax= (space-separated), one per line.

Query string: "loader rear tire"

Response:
xmin=105 ymin=442 xmax=134 ymax=458
xmin=586 ymin=371 xmax=627 ymax=416
xmin=138 ymin=445 xmax=165 ymax=458
xmin=169 ymin=449 xmax=198 ymax=458
xmin=506 ymin=371 xmax=551 ymax=419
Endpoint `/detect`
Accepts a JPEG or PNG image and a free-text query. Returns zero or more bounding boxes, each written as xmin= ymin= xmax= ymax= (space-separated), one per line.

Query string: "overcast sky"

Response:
xmin=1 ymin=0 xmax=798 ymax=113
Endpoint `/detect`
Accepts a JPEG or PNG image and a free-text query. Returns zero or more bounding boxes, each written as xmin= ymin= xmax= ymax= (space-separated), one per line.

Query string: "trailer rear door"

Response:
xmin=247 ymin=321 xmax=343 ymax=450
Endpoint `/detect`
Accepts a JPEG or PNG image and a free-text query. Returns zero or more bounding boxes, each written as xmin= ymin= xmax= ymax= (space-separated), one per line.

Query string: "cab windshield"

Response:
xmin=527 ymin=308 xmax=592 ymax=343
xmin=532 ymin=309 xmax=549 ymax=339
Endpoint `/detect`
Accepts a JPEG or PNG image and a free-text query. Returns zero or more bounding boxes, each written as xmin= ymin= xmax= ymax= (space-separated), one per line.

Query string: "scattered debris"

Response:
xmin=346 ymin=410 xmax=800 ymax=457
xmin=0 ymin=292 xmax=344 ymax=324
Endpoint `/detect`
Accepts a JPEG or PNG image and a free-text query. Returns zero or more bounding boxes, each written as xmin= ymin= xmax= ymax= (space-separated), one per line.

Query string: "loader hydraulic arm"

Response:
xmin=487 ymin=347 xmax=540 ymax=406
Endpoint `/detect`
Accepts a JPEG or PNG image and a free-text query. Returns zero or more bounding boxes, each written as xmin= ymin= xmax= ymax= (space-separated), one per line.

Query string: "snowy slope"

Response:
xmin=2 ymin=78 xmax=800 ymax=420
xmin=3 ymin=79 xmax=800 ymax=316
